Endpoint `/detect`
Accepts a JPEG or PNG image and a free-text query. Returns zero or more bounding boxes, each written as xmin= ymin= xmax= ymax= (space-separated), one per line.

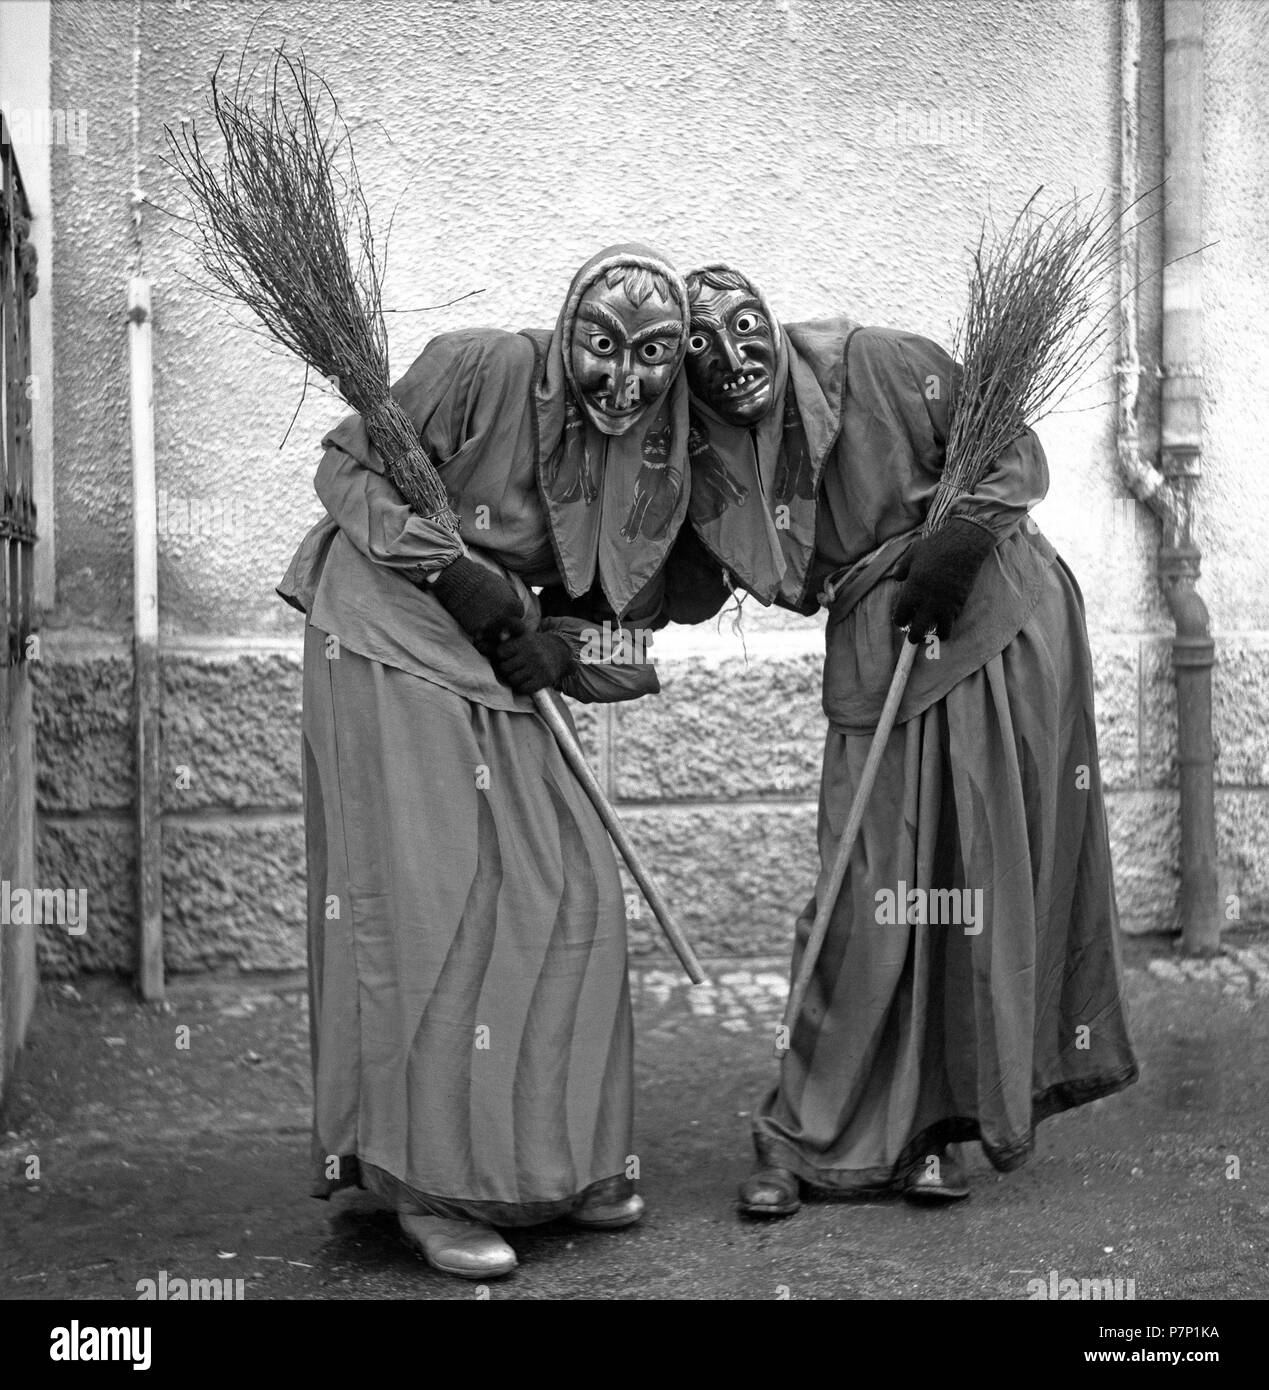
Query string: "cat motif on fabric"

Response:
xmin=622 ymin=421 xmax=684 ymax=541
xmin=542 ymin=400 xmax=600 ymax=505
xmin=687 ymin=422 xmax=749 ymax=524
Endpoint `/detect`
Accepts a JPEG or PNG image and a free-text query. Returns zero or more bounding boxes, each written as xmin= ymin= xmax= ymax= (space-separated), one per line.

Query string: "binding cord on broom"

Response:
xmin=361 ymin=396 xmax=457 ymax=528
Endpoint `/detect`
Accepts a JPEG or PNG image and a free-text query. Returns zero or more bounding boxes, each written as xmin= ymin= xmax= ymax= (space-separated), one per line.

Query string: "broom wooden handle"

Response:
xmin=532 ymin=689 xmax=709 ymax=986
xmin=778 ymin=637 xmax=920 ymax=1047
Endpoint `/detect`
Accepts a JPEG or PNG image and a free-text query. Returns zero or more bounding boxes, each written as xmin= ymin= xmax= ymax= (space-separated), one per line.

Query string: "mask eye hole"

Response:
xmin=589 ymin=333 xmax=615 ymax=355
xmin=687 ymin=332 xmax=710 ymax=355
xmin=734 ymin=312 xmax=762 ymax=335
xmin=639 ymin=341 xmax=669 ymax=363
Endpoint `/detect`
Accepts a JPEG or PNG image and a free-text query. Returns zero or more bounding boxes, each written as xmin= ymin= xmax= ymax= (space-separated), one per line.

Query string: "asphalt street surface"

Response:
xmin=2 ymin=935 xmax=1267 ymax=1301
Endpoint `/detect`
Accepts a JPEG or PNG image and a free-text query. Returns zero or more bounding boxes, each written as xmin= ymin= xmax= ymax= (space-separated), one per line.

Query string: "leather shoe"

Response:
xmin=568 ymin=1193 xmax=645 ymax=1230
xmin=737 ymin=1166 xmax=801 ymax=1217
xmin=903 ymin=1145 xmax=970 ymax=1203
xmin=399 ymin=1214 xmax=517 ymax=1279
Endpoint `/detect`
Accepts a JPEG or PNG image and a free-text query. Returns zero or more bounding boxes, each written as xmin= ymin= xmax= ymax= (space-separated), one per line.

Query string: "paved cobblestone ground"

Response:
xmin=1 ymin=934 xmax=1267 ymax=1302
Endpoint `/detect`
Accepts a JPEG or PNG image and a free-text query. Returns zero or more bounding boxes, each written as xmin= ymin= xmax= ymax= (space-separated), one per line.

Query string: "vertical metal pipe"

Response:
xmin=1161 ymin=0 xmax=1219 ymax=954
xmin=1117 ymin=0 xmax=1172 ymax=518
xmin=128 ymin=276 xmax=163 ymax=998
xmin=1119 ymin=0 xmax=1218 ymax=953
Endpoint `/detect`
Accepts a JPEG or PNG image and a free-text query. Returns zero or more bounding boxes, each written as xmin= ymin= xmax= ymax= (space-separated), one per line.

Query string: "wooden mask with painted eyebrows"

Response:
xmin=569 ymin=266 xmax=684 ymax=436
xmin=686 ymin=276 xmax=778 ymax=426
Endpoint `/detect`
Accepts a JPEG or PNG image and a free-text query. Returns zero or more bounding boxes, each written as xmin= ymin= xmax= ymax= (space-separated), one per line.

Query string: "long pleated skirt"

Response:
xmin=301 ymin=622 xmax=634 ymax=1226
xmin=754 ymin=560 xmax=1139 ymax=1191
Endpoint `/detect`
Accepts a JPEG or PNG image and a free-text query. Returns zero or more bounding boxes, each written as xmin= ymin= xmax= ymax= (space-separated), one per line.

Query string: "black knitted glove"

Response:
xmin=431 ymin=556 xmax=524 ymax=650
xmin=493 ymin=621 xmax=574 ymax=694
xmin=892 ymin=517 xmax=997 ymax=643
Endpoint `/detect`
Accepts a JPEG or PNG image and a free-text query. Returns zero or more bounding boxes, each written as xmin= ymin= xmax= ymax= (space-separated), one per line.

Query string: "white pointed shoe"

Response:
xmin=399 ymin=1214 xmax=517 ymax=1279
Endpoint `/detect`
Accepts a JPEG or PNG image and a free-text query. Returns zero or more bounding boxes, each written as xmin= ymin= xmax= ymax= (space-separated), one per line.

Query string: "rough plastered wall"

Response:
xmin=1186 ymin=0 xmax=1269 ymax=922
xmin=30 ymin=0 xmax=1269 ymax=977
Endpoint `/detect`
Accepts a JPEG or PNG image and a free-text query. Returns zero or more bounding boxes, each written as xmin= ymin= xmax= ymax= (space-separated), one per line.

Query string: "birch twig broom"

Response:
xmin=780 ymin=186 xmax=1152 ymax=1040
xmin=165 ymin=48 xmax=458 ymax=530
xmin=165 ymin=46 xmax=707 ymax=985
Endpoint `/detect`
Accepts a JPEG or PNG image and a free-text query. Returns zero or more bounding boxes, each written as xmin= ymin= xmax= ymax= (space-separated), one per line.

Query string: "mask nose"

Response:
xmin=611 ymin=349 xmax=639 ymax=409
xmin=720 ymin=336 xmax=746 ymax=373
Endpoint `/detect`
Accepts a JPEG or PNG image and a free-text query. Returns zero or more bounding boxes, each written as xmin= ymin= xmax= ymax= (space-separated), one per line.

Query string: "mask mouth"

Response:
xmin=718 ymin=368 xmax=770 ymax=403
xmin=588 ymin=393 xmax=645 ymax=423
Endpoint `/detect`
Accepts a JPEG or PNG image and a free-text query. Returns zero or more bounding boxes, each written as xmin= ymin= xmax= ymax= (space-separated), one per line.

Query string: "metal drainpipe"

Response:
xmin=1160 ymin=0 xmax=1219 ymax=954
xmin=1119 ymin=0 xmax=1220 ymax=954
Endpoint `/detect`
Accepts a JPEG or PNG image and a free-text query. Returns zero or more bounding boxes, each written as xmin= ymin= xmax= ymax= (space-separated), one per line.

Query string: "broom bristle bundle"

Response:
xmin=926 ymin=187 xmax=1142 ymax=534
xmin=164 ymin=47 xmax=458 ymax=531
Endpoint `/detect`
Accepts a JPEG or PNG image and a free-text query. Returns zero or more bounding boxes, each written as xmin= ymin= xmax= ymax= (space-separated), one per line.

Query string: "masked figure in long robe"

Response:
xmin=278 ymin=245 xmax=729 ymax=1279
xmin=680 ymin=264 xmax=1138 ymax=1213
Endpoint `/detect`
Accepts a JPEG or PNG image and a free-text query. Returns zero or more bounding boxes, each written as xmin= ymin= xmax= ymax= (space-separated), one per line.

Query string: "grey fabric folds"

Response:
xmin=301 ymin=622 xmax=635 ymax=1225
xmin=754 ymin=558 xmax=1139 ymax=1190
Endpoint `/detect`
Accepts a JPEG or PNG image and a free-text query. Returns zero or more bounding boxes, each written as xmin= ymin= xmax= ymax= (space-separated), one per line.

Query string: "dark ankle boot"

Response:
xmin=903 ymin=1144 xmax=970 ymax=1202
xmin=737 ymin=1166 xmax=801 ymax=1217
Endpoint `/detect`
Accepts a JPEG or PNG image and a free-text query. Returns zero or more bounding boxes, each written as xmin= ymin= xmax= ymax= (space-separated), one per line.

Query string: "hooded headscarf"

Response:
xmin=684 ymin=263 xmax=857 ymax=608
xmin=522 ymin=243 xmax=693 ymax=617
